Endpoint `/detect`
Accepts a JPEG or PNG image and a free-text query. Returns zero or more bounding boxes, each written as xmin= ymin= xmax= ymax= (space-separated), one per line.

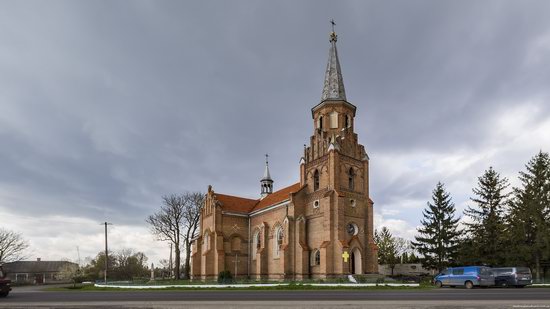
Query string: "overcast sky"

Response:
xmin=1 ymin=1 xmax=550 ymax=266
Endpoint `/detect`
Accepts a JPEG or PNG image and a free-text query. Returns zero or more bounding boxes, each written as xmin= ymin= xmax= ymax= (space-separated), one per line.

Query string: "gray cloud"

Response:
xmin=1 ymin=0 xmax=550 ymax=262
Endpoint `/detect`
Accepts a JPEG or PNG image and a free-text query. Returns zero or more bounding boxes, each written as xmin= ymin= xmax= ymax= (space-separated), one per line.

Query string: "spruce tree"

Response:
xmin=375 ymin=227 xmax=397 ymax=265
xmin=506 ymin=151 xmax=550 ymax=281
xmin=463 ymin=167 xmax=509 ymax=266
xmin=412 ymin=182 xmax=461 ymax=271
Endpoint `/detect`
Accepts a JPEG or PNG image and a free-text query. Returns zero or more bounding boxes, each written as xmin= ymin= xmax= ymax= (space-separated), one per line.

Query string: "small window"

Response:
xmin=330 ymin=112 xmax=338 ymax=129
xmin=318 ymin=116 xmax=323 ymax=130
xmin=313 ymin=170 xmax=320 ymax=191
xmin=348 ymin=168 xmax=355 ymax=191
xmin=345 ymin=115 xmax=352 ymax=128
xmin=350 ymin=199 xmax=356 ymax=208
xmin=203 ymin=232 xmax=210 ymax=252
xmin=313 ymin=200 xmax=320 ymax=208
xmin=311 ymin=249 xmax=321 ymax=266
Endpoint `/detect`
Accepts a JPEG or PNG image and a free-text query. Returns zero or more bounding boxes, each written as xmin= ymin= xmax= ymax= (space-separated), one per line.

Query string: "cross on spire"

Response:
xmin=330 ymin=19 xmax=336 ymax=32
xmin=265 ymin=153 xmax=269 ymax=166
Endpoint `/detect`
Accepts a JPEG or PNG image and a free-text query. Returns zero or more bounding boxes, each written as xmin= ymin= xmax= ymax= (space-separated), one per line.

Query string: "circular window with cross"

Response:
xmin=346 ymin=223 xmax=359 ymax=236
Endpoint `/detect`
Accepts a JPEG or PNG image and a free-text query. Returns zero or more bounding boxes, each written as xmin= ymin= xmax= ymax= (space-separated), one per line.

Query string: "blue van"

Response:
xmin=434 ymin=266 xmax=494 ymax=289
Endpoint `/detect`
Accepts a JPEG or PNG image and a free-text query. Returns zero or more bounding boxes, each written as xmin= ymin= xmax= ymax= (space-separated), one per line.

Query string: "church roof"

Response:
xmin=215 ymin=182 xmax=302 ymax=214
xmin=215 ymin=193 xmax=258 ymax=213
xmin=251 ymin=182 xmax=301 ymax=212
xmin=320 ymin=31 xmax=346 ymax=102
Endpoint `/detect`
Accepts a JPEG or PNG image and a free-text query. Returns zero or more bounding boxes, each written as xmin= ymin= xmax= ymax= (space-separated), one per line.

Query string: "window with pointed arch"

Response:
xmin=313 ymin=169 xmax=320 ymax=191
xmin=274 ymin=226 xmax=284 ymax=258
xmin=348 ymin=167 xmax=355 ymax=191
xmin=311 ymin=249 xmax=321 ymax=266
xmin=252 ymin=230 xmax=261 ymax=259
xmin=345 ymin=115 xmax=352 ymax=128
xmin=317 ymin=116 xmax=323 ymax=130
xmin=203 ymin=231 xmax=210 ymax=253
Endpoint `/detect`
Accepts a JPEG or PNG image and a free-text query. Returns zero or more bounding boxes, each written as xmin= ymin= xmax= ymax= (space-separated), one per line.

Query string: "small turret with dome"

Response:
xmin=260 ymin=154 xmax=273 ymax=198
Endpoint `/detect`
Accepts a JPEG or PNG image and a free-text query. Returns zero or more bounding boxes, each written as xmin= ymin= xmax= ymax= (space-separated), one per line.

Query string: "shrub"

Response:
xmin=217 ymin=270 xmax=234 ymax=284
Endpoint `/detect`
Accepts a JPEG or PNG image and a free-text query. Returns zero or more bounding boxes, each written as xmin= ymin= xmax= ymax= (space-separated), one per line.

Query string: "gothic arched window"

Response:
xmin=313 ymin=170 xmax=320 ymax=191
xmin=348 ymin=167 xmax=355 ymax=191
xmin=345 ymin=115 xmax=352 ymax=128
xmin=203 ymin=232 xmax=210 ymax=252
xmin=252 ymin=231 xmax=260 ymax=258
xmin=274 ymin=226 xmax=283 ymax=258
xmin=311 ymin=249 xmax=321 ymax=266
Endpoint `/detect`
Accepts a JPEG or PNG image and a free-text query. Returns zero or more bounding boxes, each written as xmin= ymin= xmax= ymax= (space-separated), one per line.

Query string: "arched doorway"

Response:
xmin=351 ymin=248 xmax=362 ymax=275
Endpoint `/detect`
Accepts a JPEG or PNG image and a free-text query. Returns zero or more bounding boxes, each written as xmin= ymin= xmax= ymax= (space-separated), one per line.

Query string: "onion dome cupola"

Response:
xmin=260 ymin=154 xmax=273 ymax=198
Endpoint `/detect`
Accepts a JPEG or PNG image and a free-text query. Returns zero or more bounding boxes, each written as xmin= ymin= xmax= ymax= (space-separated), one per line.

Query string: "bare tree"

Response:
xmin=182 ymin=192 xmax=204 ymax=279
xmin=0 ymin=228 xmax=29 ymax=263
xmin=147 ymin=195 xmax=185 ymax=279
xmin=146 ymin=193 xmax=203 ymax=280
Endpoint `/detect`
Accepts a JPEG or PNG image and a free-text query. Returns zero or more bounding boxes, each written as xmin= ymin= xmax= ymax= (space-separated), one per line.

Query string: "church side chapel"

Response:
xmin=191 ymin=27 xmax=378 ymax=280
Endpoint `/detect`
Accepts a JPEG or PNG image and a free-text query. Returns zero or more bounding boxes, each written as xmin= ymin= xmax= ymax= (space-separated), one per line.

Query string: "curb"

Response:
xmin=94 ymin=283 xmax=420 ymax=289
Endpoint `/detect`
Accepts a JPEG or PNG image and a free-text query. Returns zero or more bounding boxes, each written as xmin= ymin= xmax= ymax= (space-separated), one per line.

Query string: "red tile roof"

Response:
xmin=215 ymin=193 xmax=258 ymax=213
xmin=215 ymin=183 xmax=302 ymax=214
xmin=250 ymin=182 xmax=302 ymax=212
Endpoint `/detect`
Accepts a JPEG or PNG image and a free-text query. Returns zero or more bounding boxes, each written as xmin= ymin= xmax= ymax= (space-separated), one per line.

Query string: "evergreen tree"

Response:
xmin=462 ymin=167 xmax=509 ymax=266
xmin=506 ymin=151 xmax=550 ymax=281
xmin=374 ymin=227 xmax=408 ymax=275
xmin=412 ymin=182 xmax=461 ymax=271
xmin=375 ymin=227 xmax=397 ymax=266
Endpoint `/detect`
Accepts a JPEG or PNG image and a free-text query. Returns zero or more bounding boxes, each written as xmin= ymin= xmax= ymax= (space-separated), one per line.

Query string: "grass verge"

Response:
xmin=44 ymin=283 xmax=431 ymax=292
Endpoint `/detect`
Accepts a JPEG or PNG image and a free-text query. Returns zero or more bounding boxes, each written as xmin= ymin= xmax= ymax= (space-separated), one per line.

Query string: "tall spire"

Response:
xmin=260 ymin=154 xmax=273 ymax=197
xmin=321 ymin=19 xmax=347 ymax=102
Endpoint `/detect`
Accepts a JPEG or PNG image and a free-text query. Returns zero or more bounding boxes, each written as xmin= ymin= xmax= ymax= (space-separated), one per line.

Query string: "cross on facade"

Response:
xmin=234 ymin=253 xmax=240 ymax=278
xmin=342 ymin=251 xmax=349 ymax=262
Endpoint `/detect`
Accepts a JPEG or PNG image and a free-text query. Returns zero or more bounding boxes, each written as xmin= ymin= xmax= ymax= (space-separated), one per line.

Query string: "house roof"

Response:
xmin=3 ymin=261 xmax=77 ymax=274
xmin=216 ymin=182 xmax=302 ymax=214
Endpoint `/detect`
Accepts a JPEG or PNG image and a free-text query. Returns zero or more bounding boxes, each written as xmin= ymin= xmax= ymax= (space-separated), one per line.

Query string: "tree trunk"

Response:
xmin=174 ymin=244 xmax=181 ymax=280
xmin=535 ymin=253 xmax=541 ymax=282
xmin=183 ymin=238 xmax=191 ymax=279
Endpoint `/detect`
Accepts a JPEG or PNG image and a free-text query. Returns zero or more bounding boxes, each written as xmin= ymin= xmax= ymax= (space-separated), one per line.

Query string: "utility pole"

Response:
xmin=76 ymin=246 xmax=81 ymax=267
xmin=102 ymin=222 xmax=113 ymax=283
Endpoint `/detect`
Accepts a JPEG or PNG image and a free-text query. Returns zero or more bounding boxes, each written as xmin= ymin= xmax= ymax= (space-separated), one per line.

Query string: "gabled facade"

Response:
xmin=191 ymin=30 xmax=378 ymax=280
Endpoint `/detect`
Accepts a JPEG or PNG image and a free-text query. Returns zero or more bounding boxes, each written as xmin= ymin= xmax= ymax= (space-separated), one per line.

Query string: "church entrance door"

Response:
xmin=351 ymin=248 xmax=362 ymax=274
xmin=351 ymin=252 xmax=356 ymax=274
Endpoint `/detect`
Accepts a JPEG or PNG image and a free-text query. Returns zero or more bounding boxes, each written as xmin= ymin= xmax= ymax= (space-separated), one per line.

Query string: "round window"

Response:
xmin=346 ymin=223 xmax=358 ymax=236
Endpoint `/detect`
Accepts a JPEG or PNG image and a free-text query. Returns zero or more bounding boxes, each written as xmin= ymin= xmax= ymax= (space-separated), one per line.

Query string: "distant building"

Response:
xmin=3 ymin=258 xmax=78 ymax=284
xmin=378 ymin=263 xmax=436 ymax=276
xmin=191 ymin=29 xmax=378 ymax=280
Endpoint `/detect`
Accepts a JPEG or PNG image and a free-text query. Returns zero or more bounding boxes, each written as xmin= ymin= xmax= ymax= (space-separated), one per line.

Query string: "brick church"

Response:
xmin=191 ymin=29 xmax=378 ymax=280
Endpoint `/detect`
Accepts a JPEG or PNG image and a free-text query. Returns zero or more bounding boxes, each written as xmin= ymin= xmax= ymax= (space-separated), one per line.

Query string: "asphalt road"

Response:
xmin=1 ymin=287 xmax=550 ymax=308
xmin=3 ymin=287 xmax=550 ymax=301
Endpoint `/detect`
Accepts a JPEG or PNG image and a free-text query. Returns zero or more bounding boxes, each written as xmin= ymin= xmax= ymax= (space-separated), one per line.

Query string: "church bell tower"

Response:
xmin=298 ymin=23 xmax=378 ymax=275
